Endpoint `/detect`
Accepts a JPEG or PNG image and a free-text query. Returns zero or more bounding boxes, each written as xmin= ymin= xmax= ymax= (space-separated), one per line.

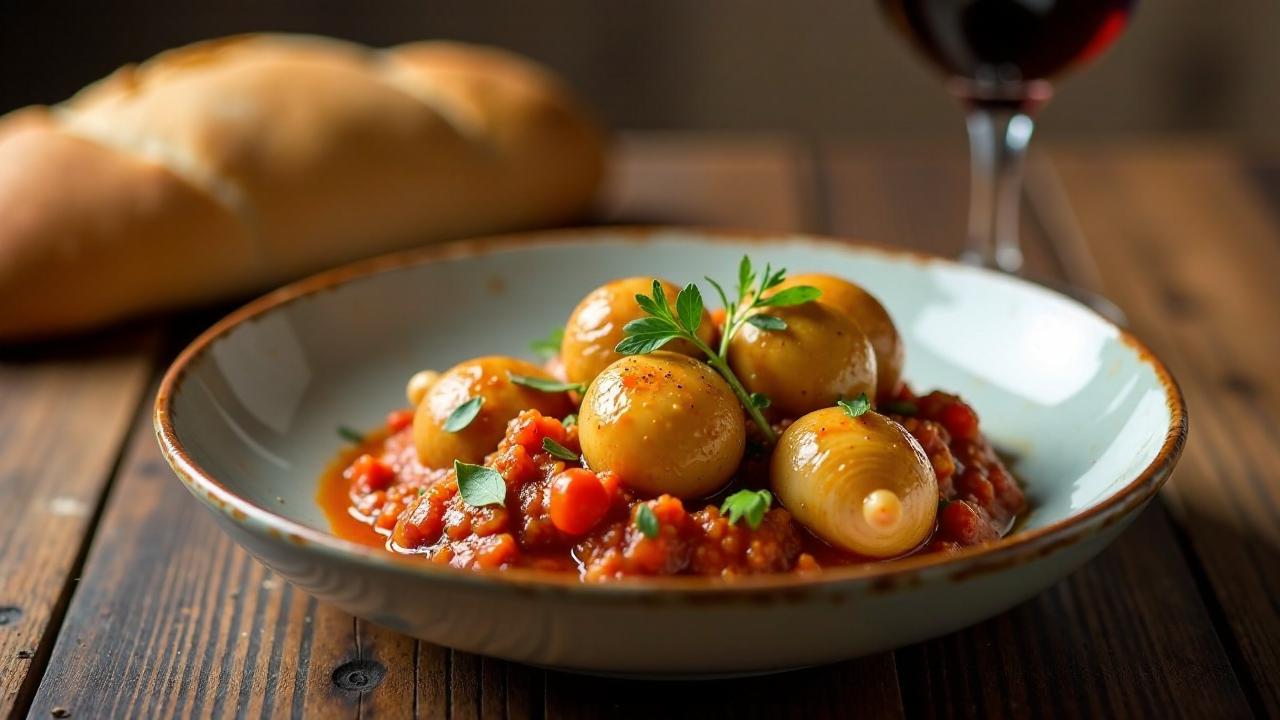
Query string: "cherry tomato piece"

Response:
xmin=348 ymin=454 xmax=394 ymax=494
xmin=549 ymin=468 xmax=610 ymax=535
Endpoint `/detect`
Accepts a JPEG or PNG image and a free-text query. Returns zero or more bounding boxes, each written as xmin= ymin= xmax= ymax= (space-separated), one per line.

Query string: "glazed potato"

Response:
xmin=727 ymin=302 xmax=877 ymax=418
xmin=772 ymin=407 xmax=937 ymax=558
xmin=562 ymin=277 xmax=715 ymax=385
xmin=769 ymin=274 xmax=904 ymax=398
xmin=578 ymin=352 xmax=745 ymax=498
xmin=414 ymin=356 xmax=573 ymax=468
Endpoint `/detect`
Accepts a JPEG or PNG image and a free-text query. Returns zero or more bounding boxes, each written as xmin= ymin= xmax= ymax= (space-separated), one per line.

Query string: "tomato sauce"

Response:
xmin=317 ymin=388 xmax=1025 ymax=580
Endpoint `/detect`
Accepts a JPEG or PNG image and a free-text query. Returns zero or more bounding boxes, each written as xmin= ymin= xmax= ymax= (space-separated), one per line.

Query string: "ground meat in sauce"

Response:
xmin=332 ymin=388 xmax=1026 ymax=580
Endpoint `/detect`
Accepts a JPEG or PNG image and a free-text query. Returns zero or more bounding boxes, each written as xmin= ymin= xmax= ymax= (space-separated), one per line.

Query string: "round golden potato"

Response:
xmin=769 ymin=273 xmax=904 ymax=398
xmin=413 ymin=356 xmax=573 ymax=468
xmin=578 ymin=352 xmax=744 ymax=498
xmin=726 ymin=301 xmax=876 ymax=418
xmin=561 ymin=277 xmax=715 ymax=385
xmin=772 ymin=406 xmax=937 ymax=558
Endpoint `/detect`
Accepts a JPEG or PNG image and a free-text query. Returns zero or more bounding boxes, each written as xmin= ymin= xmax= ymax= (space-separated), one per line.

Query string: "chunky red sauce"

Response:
xmin=318 ymin=388 xmax=1025 ymax=580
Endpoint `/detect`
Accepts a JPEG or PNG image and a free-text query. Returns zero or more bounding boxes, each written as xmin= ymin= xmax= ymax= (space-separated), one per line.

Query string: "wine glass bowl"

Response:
xmin=879 ymin=0 xmax=1137 ymax=280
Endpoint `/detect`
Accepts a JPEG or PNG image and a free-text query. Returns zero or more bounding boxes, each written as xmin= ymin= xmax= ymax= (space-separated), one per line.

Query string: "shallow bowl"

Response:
xmin=155 ymin=227 xmax=1187 ymax=676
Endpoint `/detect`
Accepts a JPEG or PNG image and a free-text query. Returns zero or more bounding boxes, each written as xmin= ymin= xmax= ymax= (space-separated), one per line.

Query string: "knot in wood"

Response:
xmin=332 ymin=659 xmax=386 ymax=693
xmin=0 ymin=606 xmax=22 ymax=626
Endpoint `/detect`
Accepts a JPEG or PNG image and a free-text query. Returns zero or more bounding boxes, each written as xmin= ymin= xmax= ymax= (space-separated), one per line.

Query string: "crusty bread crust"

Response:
xmin=0 ymin=34 xmax=605 ymax=339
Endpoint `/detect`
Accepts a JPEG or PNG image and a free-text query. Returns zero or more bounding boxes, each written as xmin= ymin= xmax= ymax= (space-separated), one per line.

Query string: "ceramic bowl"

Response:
xmin=155 ymin=227 xmax=1187 ymax=677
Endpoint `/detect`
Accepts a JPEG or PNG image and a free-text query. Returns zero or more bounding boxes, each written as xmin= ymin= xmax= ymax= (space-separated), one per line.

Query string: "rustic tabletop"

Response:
xmin=2 ymin=134 xmax=1277 ymax=719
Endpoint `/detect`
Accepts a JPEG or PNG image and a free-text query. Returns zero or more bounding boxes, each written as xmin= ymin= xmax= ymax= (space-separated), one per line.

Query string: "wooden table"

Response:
xmin=2 ymin=134 xmax=1277 ymax=719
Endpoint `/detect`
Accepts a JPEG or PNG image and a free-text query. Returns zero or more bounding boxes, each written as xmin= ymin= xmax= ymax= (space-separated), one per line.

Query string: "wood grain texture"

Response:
xmin=26 ymin=379 xmax=424 ymax=719
xmin=1044 ymin=144 xmax=1280 ymax=716
xmin=0 ymin=327 xmax=159 ymax=719
xmin=823 ymin=142 xmax=1252 ymax=718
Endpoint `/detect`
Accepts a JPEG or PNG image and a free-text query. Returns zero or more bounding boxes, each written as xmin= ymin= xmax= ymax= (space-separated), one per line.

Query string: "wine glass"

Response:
xmin=879 ymin=0 xmax=1135 ymax=318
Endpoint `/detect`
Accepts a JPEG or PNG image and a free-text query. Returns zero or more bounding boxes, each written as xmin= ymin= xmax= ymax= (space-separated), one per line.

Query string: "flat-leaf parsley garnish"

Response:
xmin=838 ymin=393 xmax=872 ymax=418
xmin=720 ymin=489 xmax=773 ymax=529
xmin=454 ymin=460 xmax=506 ymax=507
xmin=541 ymin=437 xmax=579 ymax=462
xmin=635 ymin=504 xmax=660 ymax=539
xmin=613 ymin=258 xmax=820 ymax=444
xmin=508 ymin=372 xmax=585 ymax=395
xmin=336 ymin=425 xmax=364 ymax=443
xmin=443 ymin=396 xmax=484 ymax=432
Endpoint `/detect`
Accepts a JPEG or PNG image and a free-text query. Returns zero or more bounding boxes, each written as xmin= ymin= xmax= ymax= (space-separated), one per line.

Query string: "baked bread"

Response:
xmin=0 ymin=34 xmax=605 ymax=340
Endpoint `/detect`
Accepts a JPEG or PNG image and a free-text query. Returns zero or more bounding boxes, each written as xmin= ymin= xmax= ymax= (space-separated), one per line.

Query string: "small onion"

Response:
xmin=768 ymin=274 xmax=904 ymax=398
xmin=771 ymin=407 xmax=937 ymax=558
xmin=413 ymin=356 xmax=573 ymax=468
xmin=727 ymin=301 xmax=877 ymax=418
xmin=578 ymin=352 xmax=744 ymax=498
xmin=561 ymin=277 xmax=714 ymax=385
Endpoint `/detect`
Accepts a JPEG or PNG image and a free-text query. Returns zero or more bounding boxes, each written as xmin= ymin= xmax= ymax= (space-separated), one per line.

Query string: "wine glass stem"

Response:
xmin=963 ymin=107 xmax=1035 ymax=274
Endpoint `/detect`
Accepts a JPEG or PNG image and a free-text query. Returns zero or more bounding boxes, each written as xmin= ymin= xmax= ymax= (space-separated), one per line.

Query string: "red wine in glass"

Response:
xmin=879 ymin=0 xmax=1137 ymax=289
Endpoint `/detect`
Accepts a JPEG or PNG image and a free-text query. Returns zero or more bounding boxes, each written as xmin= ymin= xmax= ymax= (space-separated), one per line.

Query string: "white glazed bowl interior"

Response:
xmin=158 ymin=228 xmax=1184 ymax=675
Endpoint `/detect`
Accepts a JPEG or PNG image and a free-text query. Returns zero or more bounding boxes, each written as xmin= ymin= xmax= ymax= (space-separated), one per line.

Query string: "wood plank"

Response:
xmin=0 ymin=326 xmax=160 ymax=719
xmin=1043 ymin=143 xmax=1280 ymax=716
xmin=28 ymin=134 xmax=905 ymax=718
xmin=823 ymin=141 xmax=1252 ymax=718
xmin=25 ymin=385 xmax=415 ymax=719
xmin=599 ymin=132 xmax=809 ymax=232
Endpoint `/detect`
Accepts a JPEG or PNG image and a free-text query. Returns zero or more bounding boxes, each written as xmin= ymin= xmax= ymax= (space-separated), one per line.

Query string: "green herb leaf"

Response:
xmin=650 ymin=280 xmax=672 ymax=315
xmin=738 ymin=256 xmax=754 ymax=297
xmin=705 ymin=276 xmax=731 ymax=312
xmin=720 ymin=489 xmax=773 ymax=529
xmin=508 ymin=373 xmax=585 ymax=394
xmin=337 ymin=425 xmax=364 ymax=443
xmin=759 ymin=285 xmax=822 ymax=307
xmin=762 ymin=265 xmax=787 ymax=291
xmin=746 ymin=314 xmax=787 ymax=331
xmin=634 ymin=292 xmax=665 ymax=319
xmin=562 ymin=413 xmax=578 ymax=428
xmin=541 ymin=437 xmax=579 ymax=461
xmin=635 ymin=504 xmax=660 ymax=539
xmin=443 ymin=396 xmax=484 ymax=432
xmin=749 ymin=392 xmax=771 ymax=409
xmin=622 ymin=316 xmax=678 ymax=336
xmin=529 ymin=327 xmax=564 ymax=359
xmin=838 ymin=393 xmax=872 ymax=418
xmin=675 ymin=283 xmax=704 ymax=333
xmin=454 ymin=460 xmax=506 ymax=507
xmin=882 ymin=401 xmax=918 ymax=416
xmin=615 ymin=332 xmax=681 ymax=355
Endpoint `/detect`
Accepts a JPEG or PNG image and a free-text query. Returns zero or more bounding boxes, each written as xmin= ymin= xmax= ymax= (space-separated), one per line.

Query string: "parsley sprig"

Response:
xmin=613 ymin=258 xmax=820 ymax=444
xmin=720 ymin=489 xmax=773 ymax=529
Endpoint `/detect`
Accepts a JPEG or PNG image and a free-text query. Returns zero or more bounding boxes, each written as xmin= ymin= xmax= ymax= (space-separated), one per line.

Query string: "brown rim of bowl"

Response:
xmin=154 ymin=225 xmax=1188 ymax=597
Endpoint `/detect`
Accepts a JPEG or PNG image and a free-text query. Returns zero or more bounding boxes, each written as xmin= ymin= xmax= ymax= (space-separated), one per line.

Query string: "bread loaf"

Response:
xmin=0 ymin=34 xmax=605 ymax=339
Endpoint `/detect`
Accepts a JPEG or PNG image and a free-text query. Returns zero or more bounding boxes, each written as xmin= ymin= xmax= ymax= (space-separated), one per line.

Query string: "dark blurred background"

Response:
xmin=2 ymin=0 xmax=1275 ymax=145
